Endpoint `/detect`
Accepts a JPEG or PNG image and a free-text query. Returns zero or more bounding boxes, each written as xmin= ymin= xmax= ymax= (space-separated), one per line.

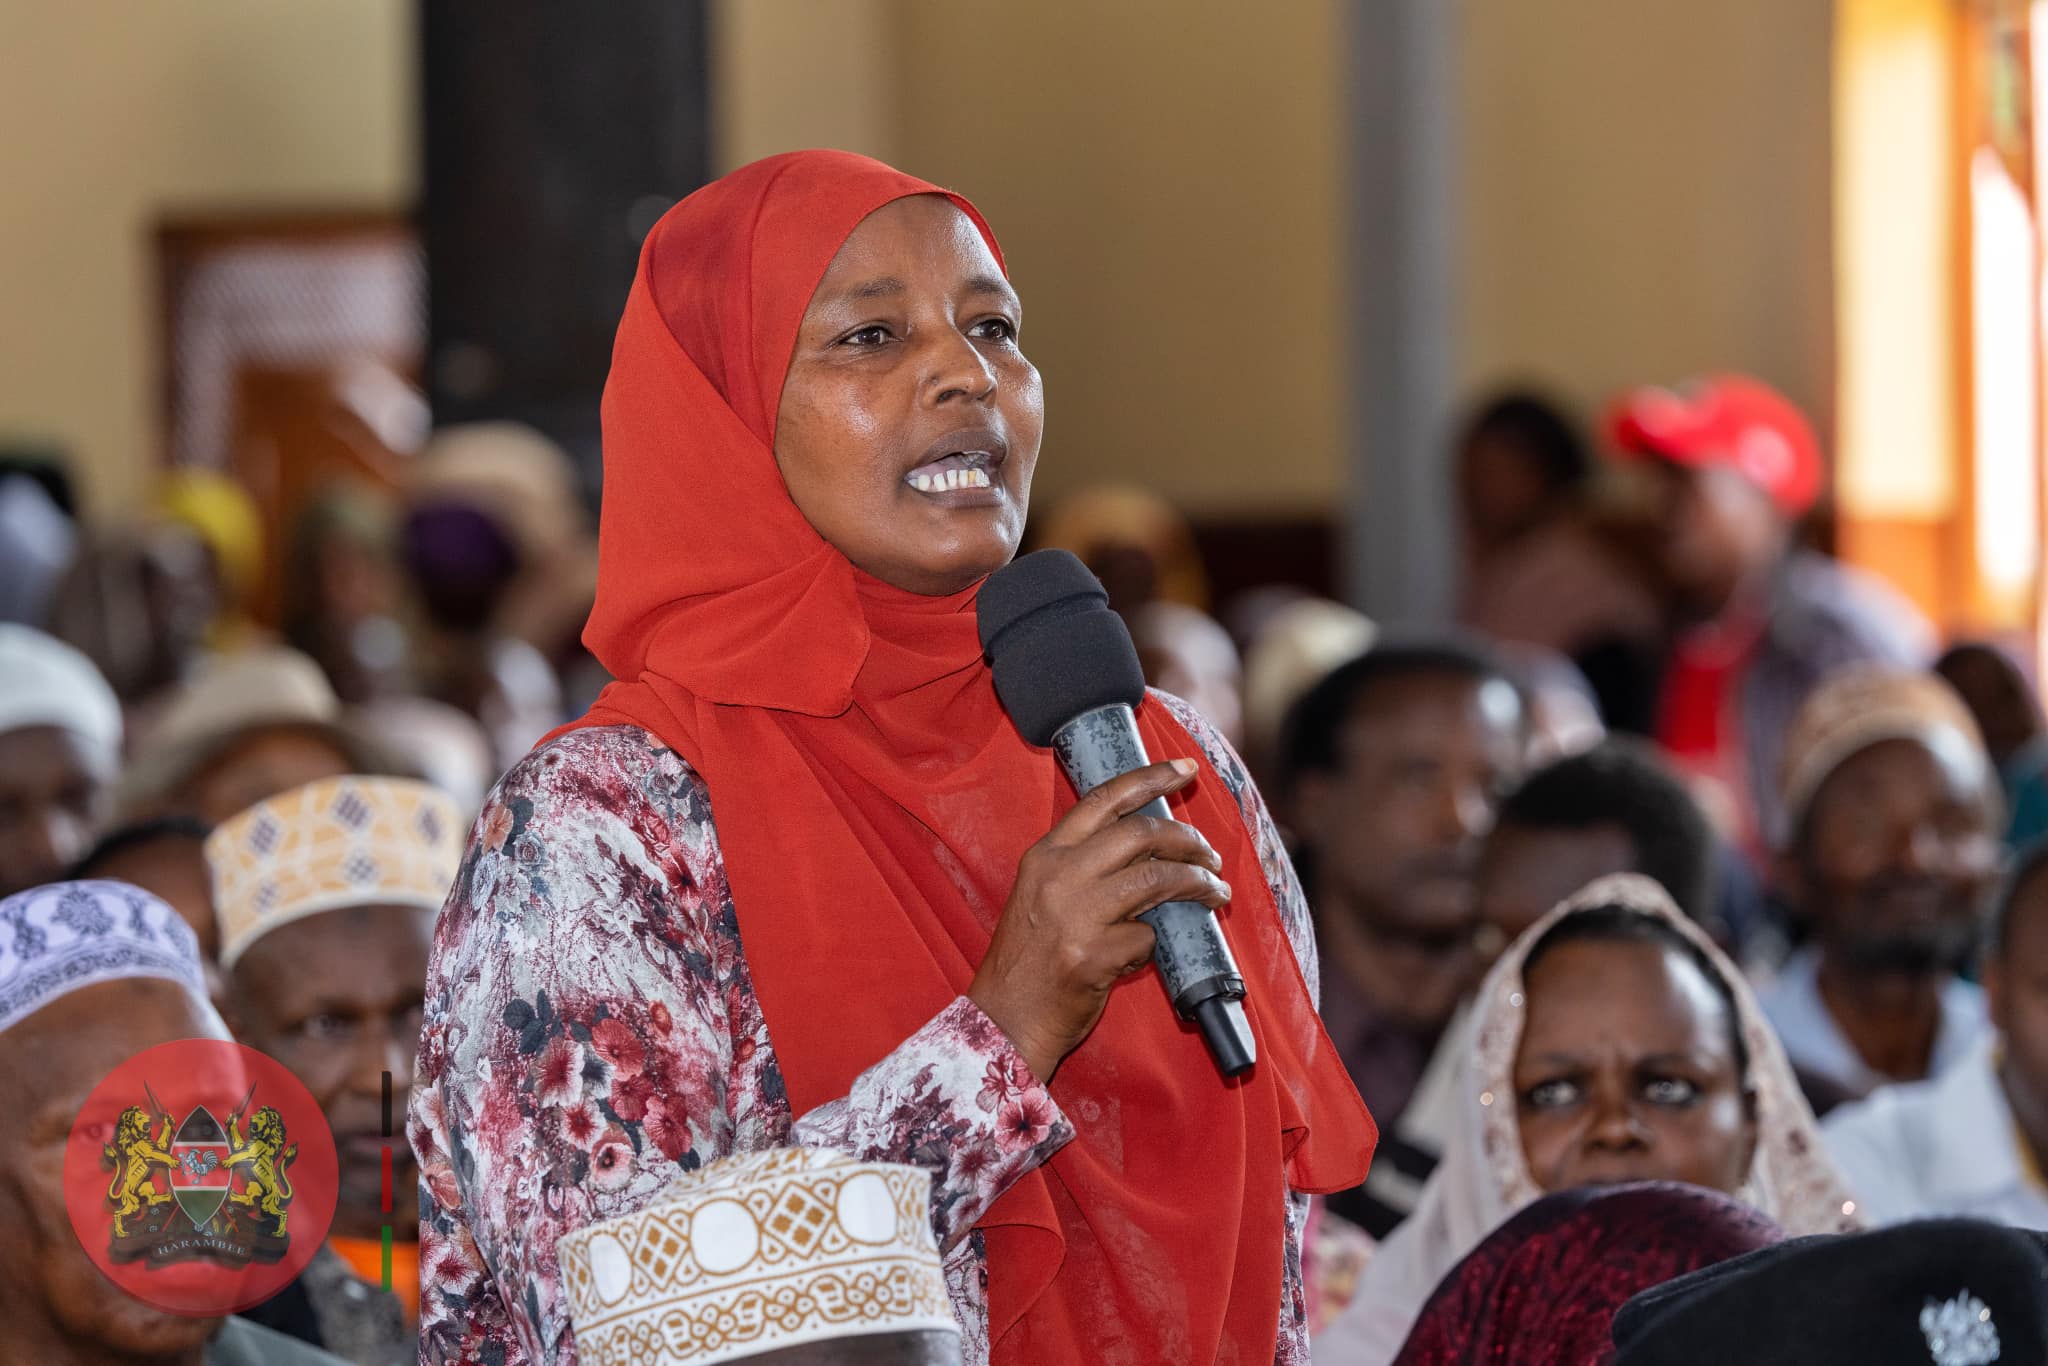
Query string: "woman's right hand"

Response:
xmin=969 ymin=758 xmax=1232 ymax=1084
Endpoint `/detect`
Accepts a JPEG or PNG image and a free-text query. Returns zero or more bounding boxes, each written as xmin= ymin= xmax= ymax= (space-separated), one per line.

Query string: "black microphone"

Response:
xmin=977 ymin=549 xmax=1256 ymax=1077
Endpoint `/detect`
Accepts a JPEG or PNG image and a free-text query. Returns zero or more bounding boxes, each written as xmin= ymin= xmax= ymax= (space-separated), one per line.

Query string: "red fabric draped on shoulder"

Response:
xmin=566 ymin=149 xmax=1373 ymax=1363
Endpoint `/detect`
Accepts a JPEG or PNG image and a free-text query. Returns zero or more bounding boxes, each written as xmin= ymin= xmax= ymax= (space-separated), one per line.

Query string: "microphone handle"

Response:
xmin=1053 ymin=704 xmax=1256 ymax=1077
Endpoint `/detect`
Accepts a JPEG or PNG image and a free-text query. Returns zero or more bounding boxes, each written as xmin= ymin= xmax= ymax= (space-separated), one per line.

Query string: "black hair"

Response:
xmin=1276 ymin=635 xmax=1521 ymax=801
xmin=1524 ymin=902 xmax=1752 ymax=1085
xmin=1459 ymin=391 xmax=1593 ymax=495
xmin=1990 ymin=836 xmax=2048 ymax=958
xmin=1495 ymin=739 xmax=1718 ymax=922
xmin=68 ymin=816 xmax=213 ymax=881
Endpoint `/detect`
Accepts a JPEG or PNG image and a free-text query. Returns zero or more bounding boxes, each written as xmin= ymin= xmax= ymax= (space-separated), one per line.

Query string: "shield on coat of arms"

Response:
xmin=170 ymin=1107 xmax=232 ymax=1229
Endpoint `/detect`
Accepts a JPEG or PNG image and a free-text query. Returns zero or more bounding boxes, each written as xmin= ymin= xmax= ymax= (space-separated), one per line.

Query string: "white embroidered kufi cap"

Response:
xmin=0 ymin=880 xmax=207 ymax=1034
xmin=557 ymin=1147 xmax=959 ymax=1364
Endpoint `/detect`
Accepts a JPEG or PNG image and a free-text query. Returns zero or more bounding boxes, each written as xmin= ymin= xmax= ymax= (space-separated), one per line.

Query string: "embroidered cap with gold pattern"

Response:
xmin=207 ymin=775 xmax=464 ymax=970
xmin=557 ymin=1147 xmax=958 ymax=1364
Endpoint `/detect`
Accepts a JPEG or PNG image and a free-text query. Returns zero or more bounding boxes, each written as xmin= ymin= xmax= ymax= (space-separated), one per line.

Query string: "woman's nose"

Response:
xmin=1583 ymin=1093 xmax=1651 ymax=1152
xmin=922 ymin=329 xmax=997 ymax=405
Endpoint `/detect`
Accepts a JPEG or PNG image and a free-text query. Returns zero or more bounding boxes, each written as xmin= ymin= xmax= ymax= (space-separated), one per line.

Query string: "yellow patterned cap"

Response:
xmin=206 ymin=776 xmax=464 ymax=970
xmin=557 ymin=1148 xmax=958 ymax=1364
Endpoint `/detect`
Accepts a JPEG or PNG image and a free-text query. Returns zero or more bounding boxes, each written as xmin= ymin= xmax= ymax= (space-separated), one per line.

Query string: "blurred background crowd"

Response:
xmin=7 ymin=2 xmax=2048 ymax=1363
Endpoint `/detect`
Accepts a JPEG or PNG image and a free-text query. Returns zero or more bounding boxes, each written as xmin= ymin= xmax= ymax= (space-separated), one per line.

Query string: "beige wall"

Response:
xmin=0 ymin=0 xmax=414 ymax=512
xmin=709 ymin=0 xmax=900 ymax=173
xmin=892 ymin=1 xmax=1350 ymax=518
xmin=1457 ymin=0 xmax=1836 ymax=437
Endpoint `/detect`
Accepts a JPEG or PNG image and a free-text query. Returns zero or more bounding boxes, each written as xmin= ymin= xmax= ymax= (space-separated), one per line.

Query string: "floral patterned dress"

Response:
xmin=410 ymin=693 xmax=1324 ymax=1365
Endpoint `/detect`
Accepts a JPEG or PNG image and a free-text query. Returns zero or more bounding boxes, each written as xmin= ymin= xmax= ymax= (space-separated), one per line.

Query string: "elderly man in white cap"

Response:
xmin=0 ymin=879 xmax=346 ymax=1364
xmin=208 ymin=774 xmax=464 ymax=1364
xmin=555 ymin=1147 xmax=962 ymax=1365
xmin=0 ymin=624 xmax=123 ymax=898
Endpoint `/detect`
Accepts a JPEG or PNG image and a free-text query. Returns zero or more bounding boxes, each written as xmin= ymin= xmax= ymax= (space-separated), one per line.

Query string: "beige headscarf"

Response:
xmin=1319 ymin=873 xmax=1861 ymax=1364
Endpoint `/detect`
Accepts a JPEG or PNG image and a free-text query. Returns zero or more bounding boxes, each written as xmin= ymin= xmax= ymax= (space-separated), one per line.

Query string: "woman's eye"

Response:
xmin=842 ymin=325 xmax=892 ymax=347
xmin=1642 ymin=1076 xmax=1700 ymax=1106
xmin=1522 ymin=1080 xmax=1579 ymax=1110
xmin=970 ymin=317 xmax=1016 ymax=342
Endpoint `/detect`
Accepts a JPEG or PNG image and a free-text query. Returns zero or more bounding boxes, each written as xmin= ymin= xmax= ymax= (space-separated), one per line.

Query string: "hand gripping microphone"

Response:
xmin=977 ymin=549 xmax=1256 ymax=1077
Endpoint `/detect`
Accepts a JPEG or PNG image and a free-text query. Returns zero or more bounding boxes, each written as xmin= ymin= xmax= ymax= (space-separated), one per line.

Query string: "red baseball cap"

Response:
xmin=1605 ymin=375 xmax=1824 ymax=516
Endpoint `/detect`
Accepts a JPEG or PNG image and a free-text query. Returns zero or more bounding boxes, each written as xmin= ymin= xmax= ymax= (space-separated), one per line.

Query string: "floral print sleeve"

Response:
xmin=410 ymin=726 xmax=1072 ymax=1366
xmin=1152 ymin=690 xmax=1326 ymax=1366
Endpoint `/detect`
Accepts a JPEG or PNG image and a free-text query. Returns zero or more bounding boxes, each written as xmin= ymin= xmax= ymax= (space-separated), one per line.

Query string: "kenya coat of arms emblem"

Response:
xmin=65 ymin=1039 xmax=337 ymax=1317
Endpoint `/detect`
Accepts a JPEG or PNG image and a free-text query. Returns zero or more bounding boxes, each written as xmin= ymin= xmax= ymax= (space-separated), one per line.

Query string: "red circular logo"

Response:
xmin=62 ymin=1039 xmax=339 ymax=1317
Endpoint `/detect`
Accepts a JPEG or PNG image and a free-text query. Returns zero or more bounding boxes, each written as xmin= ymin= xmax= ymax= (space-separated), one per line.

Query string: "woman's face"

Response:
xmin=1513 ymin=936 xmax=1756 ymax=1196
xmin=775 ymin=195 xmax=1044 ymax=596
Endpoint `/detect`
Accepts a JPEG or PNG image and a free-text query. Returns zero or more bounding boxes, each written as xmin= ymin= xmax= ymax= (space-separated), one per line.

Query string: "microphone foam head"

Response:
xmin=976 ymin=549 xmax=1147 ymax=747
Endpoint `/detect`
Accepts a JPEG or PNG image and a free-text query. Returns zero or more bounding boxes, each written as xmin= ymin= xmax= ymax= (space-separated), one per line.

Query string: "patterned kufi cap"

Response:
xmin=1778 ymin=667 xmax=1995 ymax=844
xmin=207 ymin=775 xmax=464 ymax=970
xmin=557 ymin=1147 xmax=959 ymax=1364
xmin=0 ymin=881 xmax=207 ymax=1035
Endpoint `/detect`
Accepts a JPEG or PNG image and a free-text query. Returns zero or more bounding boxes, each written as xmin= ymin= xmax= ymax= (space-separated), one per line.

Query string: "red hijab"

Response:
xmin=570 ymin=149 xmax=1373 ymax=1363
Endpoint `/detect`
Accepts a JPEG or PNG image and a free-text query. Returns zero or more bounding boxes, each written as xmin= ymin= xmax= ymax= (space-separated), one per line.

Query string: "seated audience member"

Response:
xmin=0 ymin=625 xmax=122 ymax=898
xmin=1029 ymin=482 xmax=1209 ymax=618
xmin=1131 ymin=599 xmax=1244 ymax=748
xmin=1455 ymin=392 xmax=1666 ymax=728
xmin=1279 ymin=640 xmax=1527 ymax=1131
xmin=0 ymin=465 xmax=77 ymax=627
xmin=1391 ymin=1183 xmax=1784 ymax=1366
xmin=1239 ymin=595 xmax=1375 ymax=790
xmin=402 ymin=423 xmax=582 ymax=771
xmin=0 ymin=881 xmax=346 ymax=1364
xmin=1938 ymin=640 xmax=2048 ymax=849
xmin=1762 ymin=668 xmax=2002 ymax=1114
xmin=557 ymin=1147 xmax=964 ymax=1365
xmin=282 ymin=486 xmax=413 ymax=707
xmin=1607 ymin=376 xmax=1932 ymax=854
xmin=46 ymin=524 xmax=224 ymax=723
xmin=117 ymin=647 xmax=390 ymax=824
xmin=69 ymin=817 xmax=223 ymax=1005
xmin=1611 ymin=1219 xmax=2048 ymax=1365
xmin=1477 ymin=738 xmax=1718 ymax=958
xmin=1360 ymin=738 xmax=1721 ymax=1235
xmin=153 ymin=471 xmax=268 ymax=655
xmin=1824 ymin=838 xmax=2048 ymax=1229
xmin=350 ymin=697 xmax=499 ymax=820
xmin=207 ymin=776 xmax=463 ymax=1363
xmin=1320 ymin=874 xmax=1859 ymax=1363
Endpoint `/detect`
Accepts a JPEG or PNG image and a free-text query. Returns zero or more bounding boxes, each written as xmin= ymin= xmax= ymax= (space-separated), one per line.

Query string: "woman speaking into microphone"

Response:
xmin=412 ymin=150 xmax=1373 ymax=1365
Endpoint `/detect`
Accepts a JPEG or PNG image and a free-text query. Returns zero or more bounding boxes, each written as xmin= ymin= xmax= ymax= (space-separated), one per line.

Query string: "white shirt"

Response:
xmin=1758 ymin=947 xmax=1988 ymax=1099
xmin=1823 ymin=1035 xmax=2048 ymax=1230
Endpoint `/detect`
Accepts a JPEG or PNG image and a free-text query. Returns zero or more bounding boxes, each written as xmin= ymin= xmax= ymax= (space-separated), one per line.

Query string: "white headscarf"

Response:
xmin=1319 ymin=874 xmax=1861 ymax=1363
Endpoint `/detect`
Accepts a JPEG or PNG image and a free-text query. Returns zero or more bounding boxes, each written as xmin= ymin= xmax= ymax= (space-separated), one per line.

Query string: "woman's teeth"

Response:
xmin=908 ymin=466 xmax=993 ymax=494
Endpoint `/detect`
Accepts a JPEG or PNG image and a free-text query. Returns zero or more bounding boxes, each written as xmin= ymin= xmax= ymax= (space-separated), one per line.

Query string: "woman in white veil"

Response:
xmin=1318 ymin=873 xmax=1861 ymax=1362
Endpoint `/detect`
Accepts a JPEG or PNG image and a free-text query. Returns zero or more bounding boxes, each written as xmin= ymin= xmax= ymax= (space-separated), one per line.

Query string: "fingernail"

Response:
xmin=1171 ymin=758 xmax=1198 ymax=777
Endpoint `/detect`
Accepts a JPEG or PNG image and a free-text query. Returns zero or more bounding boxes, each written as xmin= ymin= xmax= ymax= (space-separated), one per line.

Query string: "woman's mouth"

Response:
xmin=908 ymin=453 xmax=994 ymax=494
xmin=905 ymin=431 xmax=1008 ymax=500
